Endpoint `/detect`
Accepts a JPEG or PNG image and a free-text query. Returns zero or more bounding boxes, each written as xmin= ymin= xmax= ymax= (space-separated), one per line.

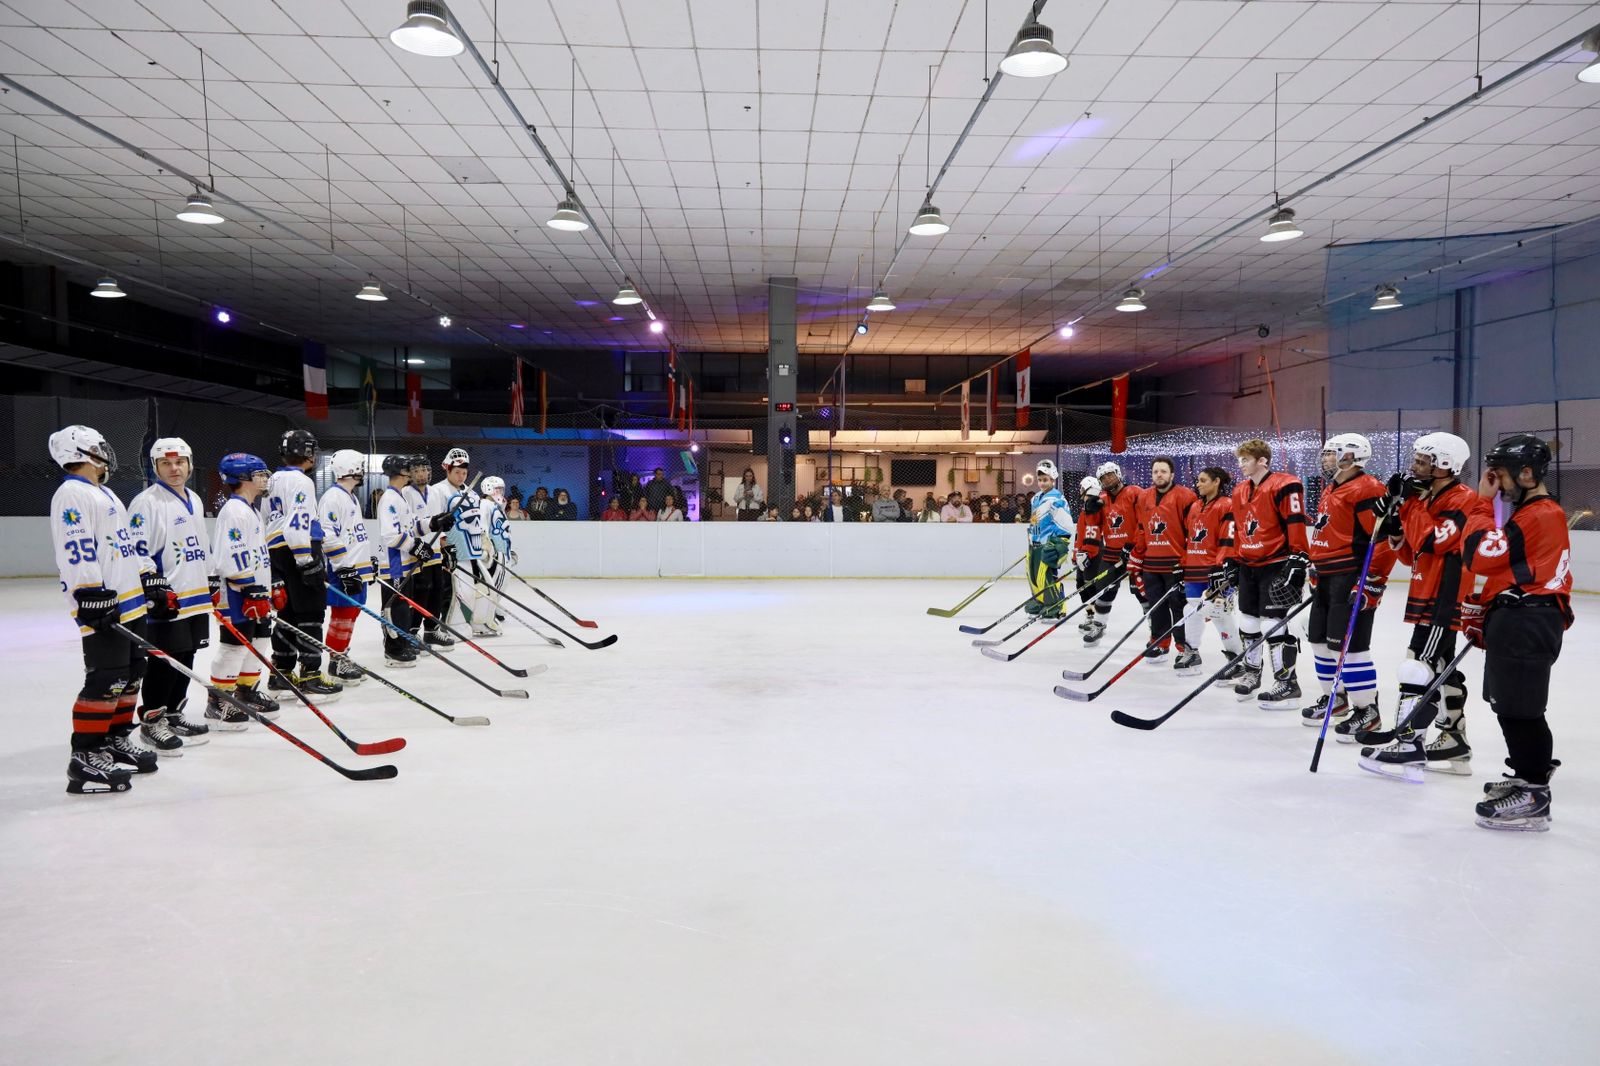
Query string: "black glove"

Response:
xmin=1081 ymin=497 xmax=1103 ymax=515
xmin=1275 ymin=552 xmax=1309 ymax=596
xmin=74 ymin=585 xmax=118 ymax=631
xmin=429 ymin=511 xmax=456 ymax=533
xmin=441 ymin=544 xmax=459 ymax=571
xmin=208 ymin=574 xmax=223 ymax=607
xmin=296 ymin=551 xmax=323 ymax=577
xmin=141 ymin=571 xmax=177 ymax=621
xmin=1207 ymin=564 xmax=1232 ymax=595
xmin=1222 ymin=557 xmax=1241 ymax=587
xmin=336 ymin=568 xmax=364 ymax=597
xmin=411 ymin=539 xmax=435 ymax=564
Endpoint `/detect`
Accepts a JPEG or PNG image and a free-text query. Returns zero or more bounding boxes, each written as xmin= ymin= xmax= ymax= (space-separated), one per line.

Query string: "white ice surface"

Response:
xmin=2 ymin=577 xmax=1597 ymax=1065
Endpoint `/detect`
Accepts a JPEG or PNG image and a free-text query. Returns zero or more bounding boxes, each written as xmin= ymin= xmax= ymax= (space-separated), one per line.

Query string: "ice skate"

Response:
xmin=166 ymin=699 xmax=209 ymax=745
xmin=1484 ymin=760 xmax=1560 ymax=800
xmin=384 ymin=644 xmax=419 ymax=668
xmin=1358 ymin=734 xmax=1426 ymax=782
xmin=1082 ymin=620 xmax=1107 ymax=645
xmin=1423 ymin=730 xmax=1472 ymax=775
xmin=204 ymin=692 xmax=250 ymax=731
xmin=293 ymin=671 xmax=344 ymax=701
xmin=1213 ymin=651 xmax=1243 ymax=687
xmin=1232 ymin=665 xmax=1262 ymax=701
xmin=423 ymin=628 xmax=456 ymax=651
xmin=1474 ymin=783 xmax=1551 ymax=832
xmin=330 ymin=655 xmax=365 ymax=686
xmin=1172 ymin=651 xmax=1202 ymax=677
xmin=66 ymin=748 xmax=132 ymax=794
xmin=1300 ymin=692 xmax=1349 ymax=726
xmin=1338 ymin=702 xmax=1383 ymax=744
xmin=138 ymin=711 xmax=184 ymax=757
xmin=106 ymin=731 xmax=159 ymax=774
xmin=1142 ymin=643 xmax=1169 ymax=661
xmin=235 ymin=685 xmax=281 ymax=719
xmin=1256 ymin=672 xmax=1301 ymax=711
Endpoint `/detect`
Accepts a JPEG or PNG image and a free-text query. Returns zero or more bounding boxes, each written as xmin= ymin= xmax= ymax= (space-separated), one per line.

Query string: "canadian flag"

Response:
xmin=1015 ymin=347 xmax=1031 ymax=428
xmin=406 ymin=372 xmax=423 ymax=434
xmin=960 ymin=380 xmax=971 ymax=441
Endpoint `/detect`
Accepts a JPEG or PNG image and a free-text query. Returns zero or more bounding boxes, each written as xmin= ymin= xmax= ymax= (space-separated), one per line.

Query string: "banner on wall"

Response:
xmin=986 ymin=368 xmax=997 ymax=435
xmin=960 ymin=380 xmax=971 ymax=441
xmin=538 ymin=369 xmax=548 ymax=434
xmin=1110 ymin=373 xmax=1129 ymax=454
xmin=1015 ymin=347 xmax=1031 ymax=428
xmin=302 ymin=341 xmax=328 ymax=420
xmin=407 ymin=372 xmax=423 ymax=434
xmin=510 ymin=358 xmax=524 ymax=427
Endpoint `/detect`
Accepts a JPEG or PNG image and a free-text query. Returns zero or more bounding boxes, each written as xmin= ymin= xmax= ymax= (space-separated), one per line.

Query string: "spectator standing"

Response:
xmin=821 ymin=488 xmax=852 ymax=522
xmin=549 ymin=489 xmax=577 ymax=521
xmin=941 ymin=492 xmax=973 ymax=523
xmin=644 ymin=468 xmax=672 ymax=513
xmin=526 ymin=487 xmax=550 ymax=520
xmin=803 ymin=504 xmax=820 ymax=522
xmin=600 ymin=497 xmax=628 ymax=521
xmin=733 ymin=468 xmax=765 ymax=521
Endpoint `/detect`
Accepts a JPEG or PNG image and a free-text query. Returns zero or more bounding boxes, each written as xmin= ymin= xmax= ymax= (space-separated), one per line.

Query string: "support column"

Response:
xmin=767 ymin=276 xmax=798 ymax=515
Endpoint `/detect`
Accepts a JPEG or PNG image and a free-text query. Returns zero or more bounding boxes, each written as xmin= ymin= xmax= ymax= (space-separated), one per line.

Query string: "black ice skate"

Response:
xmin=166 ymin=699 xmax=210 ymax=745
xmin=1423 ymin=730 xmax=1472 ymax=775
xmin=267 ymin=667 xmax=297 ymax=693
xmin=67 ymin=748 xmax=132 ymax=794
xmin=1142 ymin=643 xmax=1169 ymax=661
xmin=1213 ymin=651 xmax=1243 ymax=688
xmin=293 ymin=671 xmax=344 ymax=701
xmin=204 ymin=692 xmax=250 ymax=731
xmin=423 ymin=629 xmax=456 ymax=651
xmin=1337 ymin=702 xmax=1383 ymax=744
xmin=331 ymin=655 xmax=366 ymax=686
xmin=1358 ymin=733 xmax=1426 ymax=782
xmin=138 ymin=711 xmax=184 ymax=757
xmin=1475 ymin=783 xmax=1551 ymax=832
xmin=1300 ymin=692 xmax=1349 ymax=727
xmin=1257 ymin=672 xmax=1302 ymax=711
xmin=1484 ymin=759 xmax=1560 ymax=800
xmin=1082 ymin=620 xmax=1107 ymax=645
xmin=1172 ymin=651 xmax=1203 ymax=677
xmin=1232 ymin=665 xmax=1262 ymax=701
xmin=235 ymin=685 xmax=281 ymax=719
xmin=106 ymin=731 xmax=159 ymax=774
xmin=384 ymin=644 xmax=419 ymax=668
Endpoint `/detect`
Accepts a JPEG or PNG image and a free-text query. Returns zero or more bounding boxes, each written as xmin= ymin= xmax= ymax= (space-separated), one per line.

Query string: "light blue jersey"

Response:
xmin=1029 ymin=487 xmax=1075 ymax=544
xmin=445 ymin=485 xmax=485 ymax=562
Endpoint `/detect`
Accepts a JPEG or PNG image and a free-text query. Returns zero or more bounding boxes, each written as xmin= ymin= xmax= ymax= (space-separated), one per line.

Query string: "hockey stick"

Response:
xmin=506 ymin=568 xmax=598 ymax=628
xmin=465 ymin=565 xmax=564 ymax=647
xmin=1054 ymin=586 xmax=1196 ymax=698
xmin=462 ymin=579 xmax=619 ymax=651
xmin=979 ymin=578 xmax=1140 ymax=663
xmin=959 ymin=561 xmax=1122 ymax=636
xmin=112 ymin=624 xmax=397 ymax=781
xmin=212 ymin=611 xmax=406 ymax=755
xmin=927 ymin=553 xmax=1027 ymax=617
xmin=1109 ymin=595 xmax=1315 ymax=730
xmin=970 ymin=614 xmax=1043 ymax=649
xmin=328 ymin=585 xmax=532 ymax=699
xmin=1060 ymin=582 xmax=1195 ymax=681
xmin=273 ymin=618 xmax=491 ymax=727
xmin=1309 ymin=531 xmax=1386 ymax=772
xmin=1346 ymin=644 xmax=1475 ymax=747
xmin=374 ymin=575 xmax=532 ymax=677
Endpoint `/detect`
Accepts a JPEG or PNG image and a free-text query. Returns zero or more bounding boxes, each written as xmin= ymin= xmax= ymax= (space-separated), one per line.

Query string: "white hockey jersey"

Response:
xmin=405 ymin=483 xmax=448 ymax=567
xmin=262 ymin=466 xmax=325 ymax=564
xmin=444 ymin=483 xmax=485 ymax=561
xmin=213 ymin=494 xmax=268 ymax=590
xmin=378 ymin=485 xmax=420 ymax=582
xmin=483 ymin=496 xmax=512 ymax=562
xmin=51 ymin=474 xmax=153 ymax=633
xmin=127 ymin=481 xmax=212 ymax=619
xmin=319 ymin=484 xmax=376 ymax=580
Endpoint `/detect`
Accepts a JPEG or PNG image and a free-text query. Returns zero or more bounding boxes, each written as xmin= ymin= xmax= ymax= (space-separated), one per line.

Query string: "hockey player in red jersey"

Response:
xmin=1131 ymin=456 xmax=1197 ymax=660
xmin=1359 ymin=433 xmax=1479 ymax=779
xmin=1178 ymin=467 xmax=1241 ymax=677
xmin=1218 ymin=438 xmax=1309 ymax=707
xmin=1459 ymin=435 xmax=1571 ymax=831
xmin=1086 ymin=461 xmax=1144 ymax=645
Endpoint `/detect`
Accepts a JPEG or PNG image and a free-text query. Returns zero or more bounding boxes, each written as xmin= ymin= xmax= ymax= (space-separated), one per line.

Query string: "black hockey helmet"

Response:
xmin=381 ymin=453 xmax=411 ymax=478
xmin=1485 ymin=434 xmax=1552 ymax=482
xmin=407 ymin=453 xmax=430 ymax=470
xmin=280 ymin=428 xmax=318 ymax=462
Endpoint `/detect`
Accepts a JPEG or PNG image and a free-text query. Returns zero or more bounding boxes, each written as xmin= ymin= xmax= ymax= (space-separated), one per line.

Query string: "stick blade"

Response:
xmin=524 ymin=664 xmax=549 ymax=677
xmin=508 ymin=666 xmax=530 ymax=677
xmin=1109 ymin=710 xmax=1164 ymax=730
xmin=979 ymin=646 xmax=1013 ymax=662
xmin=1052 ymin=684 xmax=1095 ymax=702
xmin=584 ymin=634 xmax=619 ymax=650
xmin=452 ymin=715 xmax=492 ymax=726
xmin=1060 ymin=667 xmax=1091 ymax=681
xmin=354 ymin=738 xmax=407 ymax=755
xmin=341 ymin=763 xmax=400 ymax=781
xmin=926 ymin=607 xmax=957 ymax=617
xmin=498 ymin=689 xmax=530 ymax=700
xmin=576 ymin=619 xmax=598 ymax=628
xmin=971 ymin=637 xmax=1003 ymax=648
xmin=956 ymin=623 xmax=988 ymax=634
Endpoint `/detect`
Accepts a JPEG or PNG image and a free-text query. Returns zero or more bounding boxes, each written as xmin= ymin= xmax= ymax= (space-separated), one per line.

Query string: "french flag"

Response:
xmin=303 ymin=341 xmax=328 ymax=420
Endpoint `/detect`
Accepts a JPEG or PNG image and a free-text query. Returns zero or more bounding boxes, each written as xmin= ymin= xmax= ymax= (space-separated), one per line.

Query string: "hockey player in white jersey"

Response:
xmin=319 ymin=449 xmax=377 ymax=686
xmin=48 ymin=425 xmax=158 ymax=793
xmin=405 ymin=452 xmax=457 ymax=649
xmin=440 ymin=449 xmax=493 ymax=635
xmin=377 ymin=454 xmax=422 ymax=666
xmin=479 ymin=476 xmax=516 ymax=636
xmin=127 ymin=437 xmax=213 ymax=753
xmin=262 ymin=429 xmax=342 ymax=698
xmin=209 ymin=452 xmax=278 ymax=730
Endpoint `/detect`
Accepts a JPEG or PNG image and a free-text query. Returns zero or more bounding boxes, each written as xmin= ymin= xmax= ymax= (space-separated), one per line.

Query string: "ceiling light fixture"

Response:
xmin=612 ymin=283 xmax=643 ymax=306
xmin=998 ymin=20 xmax=1069 ymax=78
xmin=547 ymin=58 xmax=590 ymax=232
xmin=214 ymin=308 xmax=232 ymax=324
xmin=547 ymin=196 xmax=588 ymax=232
xmin=176 ymin=48 xmax=226 ymax=225
xmin=908 ymin=201 xmax=950 ymax=237
xmin=1116 ymin=288 xmax=1146 ymax=313
xmin=176 ymin=191 xmax=224 ymax=225
xmin=648 ymin=320 xmax=665 ymax=334
xmin=389 ymin=1 xmax=464 ymax=57
xmin=1577 ymin=29 xmax=1600 ymax=83
xmin=1370 ymin=284 xmax=1402 ymax=311
xmin=908 ymin=66 xmax=950 ymax=237
xmin=866 ymin=290 xmax=896 ymax=312
xmin=855 ymin=321 xmax=869 ymax=336
xmin=406 ymin=357 xmax=426 ymax=365
xmin=438 ymin=315 xmax=452 ymax=327
xmin=1058 ymin=324 xmax=1074 ymax=339
xmin=1260 ymin=206 xmax=1303 ymax=243
xmin=89 ymin=277 xmax=126 ymax=298
xmin=355 ymin=280 xmax=387 ymax=302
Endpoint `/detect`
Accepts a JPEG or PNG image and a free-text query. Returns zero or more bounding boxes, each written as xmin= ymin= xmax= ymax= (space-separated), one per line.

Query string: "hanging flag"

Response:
xmin=678 ymin=375 xmax=688 ymax=432
xmin=358 ymin=358 xmax=378 ymax=427
xmin=666 ymin=345 xmax=678 ymax=421
xmin=686 ymin=377 xmax=694 ymax=434
xmin=509 ymin=358 xmax=524 ymax=427
xmin=986 ymin=368 xmax=997 ymax=436
xmin=538 ymin=370 xmax=548 ymax=435
xmin=302 ymin=341 xmax=328 ymax=420
xmin=1014 ymin=347 xmax=1031 ymax=428
xmin=407 ymin=372 xmax=424 ymax=434
xmin=1110 ymin=373 xmax=1129 ymax=454
xmin=960 ymin=380 xmax=971 ymax=441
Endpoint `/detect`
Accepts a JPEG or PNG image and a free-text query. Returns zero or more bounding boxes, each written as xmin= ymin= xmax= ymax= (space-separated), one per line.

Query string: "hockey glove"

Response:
xmin=1274 ymin=552 xmax=1309 ymax=597
xmin=295 ymin=551 xmax=323 ymax=577
xmin=1460 ymin=594 xmax=1486 ymax=649
xmin=505 ymin=550 xmax=518 ymax=567
xmin=209 ymin=574 xmax=223 ymax=607
xmin=440 ymin=544 xmax=459 ymax=571
xmin=141 ymin=571 xmax=178 ymax=621
xmin=336 ymin=568 xmax=364 ymax=597
xmin=1126 ymin=553 xmax=1146 ymax=598
xmin=1074 ymin=551 xmax=1091 ymax=573
xmin=428 ymin=511 xmax=457 ymax=533
xmin=1349 ymin=574 xmax=1385 ymax=612
xmin=242 ymin=584 xmax=273 ymax=621
xmin=1207 ymin=564 xmax=1231 ymax=596
xmin=73 ymin=585 xmax=118 ymax=631
xmin=411 ymin=539 xmax=435 ymax=564
xmin=270 ymin=581 xmax=288 ymax=613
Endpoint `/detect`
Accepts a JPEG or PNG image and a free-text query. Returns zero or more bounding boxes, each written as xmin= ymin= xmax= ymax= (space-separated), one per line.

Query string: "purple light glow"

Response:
xmin=508 ymin=322 xmax=526 ymax=329
xmin=1012 ymin=116 xmax=1107 ymax=163
xmin=214 ymin=308 xmax=232 ymax=324
xmin=575 ymin=299 xmax=599 ymax=307
xmin=608 ymin=316 xmax=624 ymax=322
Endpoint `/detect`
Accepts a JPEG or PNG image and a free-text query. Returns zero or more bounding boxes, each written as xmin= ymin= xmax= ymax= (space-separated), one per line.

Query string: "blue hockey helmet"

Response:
xmin=219 ymin=451 xmax=269 ymax=485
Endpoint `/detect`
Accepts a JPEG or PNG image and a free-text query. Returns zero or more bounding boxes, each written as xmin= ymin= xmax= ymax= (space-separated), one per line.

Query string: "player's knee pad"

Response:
xmin=1396 ymin=657 xmax=1433 ymax=691
xmin=1238 ymin=613 xmax=1262 ymax=634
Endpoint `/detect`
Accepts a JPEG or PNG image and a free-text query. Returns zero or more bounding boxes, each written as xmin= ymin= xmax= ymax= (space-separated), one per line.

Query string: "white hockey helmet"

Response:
xmin=1322 ymin=433 xmax=1372 ymax=465
xmin=1412 ymin=431 xmax=1470 ymax=474
xmin=481 ymin=475 xmax=505 ymax=501
xmin=1036 ymin=459 xmax=1060 ymax=482
xmin=148 ymin=437 xmax=192 ymax=465
xmin=442 ymin=446 xmax=470 ymax=469
xmin=1096 ymin=460 xmax=1121 ymax=480
xmin=49 ymin=424 xmax=116 ymax=472
xmin=1080 ymin=475 xmax=1101 ymax=494
xmin=329 ymin=449 xmax=366 ymax=480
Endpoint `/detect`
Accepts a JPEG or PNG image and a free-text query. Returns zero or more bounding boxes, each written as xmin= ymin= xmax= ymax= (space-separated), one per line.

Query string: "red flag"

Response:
xmin=406 ymin=372 xmax=424 ymax=434
xmin=509 ymin=358 xmax=524 ymax=427
xmin=1110 ymin=373 xmax=1129 ymax=454
xmin=538 ymin=370 xmax=548 ymax=435
xmin=959 ymin=380 xmax=971 ymax=441
xmin=1014 ymin=348 xmax=1031 ymax=428
xmin=986 ymin=368 xmax=997 ymax=436
xmin=302 ymin=341 xmax=328 ymax=420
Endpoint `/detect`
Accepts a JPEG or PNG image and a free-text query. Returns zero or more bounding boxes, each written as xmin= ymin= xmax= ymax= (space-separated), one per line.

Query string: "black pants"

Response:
xmin=141 ymin=615 xmax=209 ymax=716
xmin=1306 ymin=571 xmax=1375 ymax=652
xmin=1090 ymin=555 xmax=1123 ymax=611
xmin=380 ymin=578 xmax=419 ymax=653
xmin=404 ymin=563 xmax=449 ymax=635
xmin=269 ymin=545 xmax=326 ymax=672
xmin=73 ymin=617 xmax=147 ymax=750
xmin=1142 ymin=570 xmax=1185 ymax=647
xmin=1485 ymin=602 xmax=1565 ymax=784
xmin=1236 ymin=559 xmax=1291 ymax=619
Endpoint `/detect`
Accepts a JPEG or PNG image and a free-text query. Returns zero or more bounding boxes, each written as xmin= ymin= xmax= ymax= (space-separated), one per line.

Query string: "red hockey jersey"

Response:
xmin=1099 ymin=484 xmax=1145 ymax=554
xmin=1134 ymin=483 xmax=1198 ymax=573
xmin=1183 ymin=495 xmax=1234 ymax=583
xmin=1394 ymin=481 xmax=1476 ymax=628
xmin=1462 ymin=495 xmax=1573 ymax=626
xmin=1307 ymin=471 xmax=1395 ymax=579
xmin=1223 ymin=471 xmax=1307 ymax=565
xmin=1077 ymin=499 xmax=1104 ymax=560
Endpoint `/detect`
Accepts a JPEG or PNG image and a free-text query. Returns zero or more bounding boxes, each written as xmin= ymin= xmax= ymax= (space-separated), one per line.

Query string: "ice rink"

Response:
xmin=3 ymin=575 xmax=1597 ymax=1065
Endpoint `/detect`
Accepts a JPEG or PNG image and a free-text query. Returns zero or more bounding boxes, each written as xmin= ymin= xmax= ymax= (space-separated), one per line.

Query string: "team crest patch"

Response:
xmin=1312 ymin=513 xmax=1331 ymax=530
xmin=129 ymin=513 xmax=145 ymax=529
xmin=62 ymin=508 xmax=83 ymax=526
xmin=1245 ymin=519 xmax=1261 ymax=537
xmin=228 ymin=527 xmax=244 ymax=543
xmin=294 ymin=491 xmax=307 ymax=504
xmin=1149 ymin=518 xmax=1167 ymax=535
